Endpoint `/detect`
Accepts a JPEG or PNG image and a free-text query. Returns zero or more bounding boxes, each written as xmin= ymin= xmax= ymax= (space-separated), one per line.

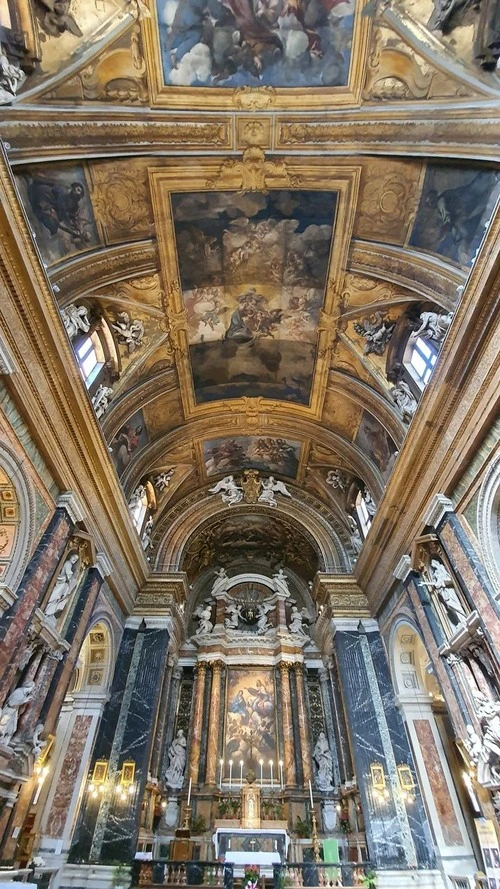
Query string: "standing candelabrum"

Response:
xmin=309 ymin=780 xmax=321 ymax=863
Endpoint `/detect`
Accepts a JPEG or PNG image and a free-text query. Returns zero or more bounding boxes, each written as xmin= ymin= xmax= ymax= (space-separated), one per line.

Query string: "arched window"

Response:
xmin=76 ymin=333 xmax=105 ymax=388
xmin=405 ymin=336 xmax=439 ymax=388
xmin=355 ymin=490 xmax=372 ymax=537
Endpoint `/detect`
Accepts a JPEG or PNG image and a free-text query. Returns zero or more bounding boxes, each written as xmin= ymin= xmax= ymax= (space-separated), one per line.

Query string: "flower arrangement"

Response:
xmin=243 ymin=864 xmax=260 ymax=889
xmin=338 ymin=808 xmax=351 ymax=834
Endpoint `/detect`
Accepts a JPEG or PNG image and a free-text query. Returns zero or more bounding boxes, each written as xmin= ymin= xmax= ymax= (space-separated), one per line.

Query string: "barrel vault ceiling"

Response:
xmin=2 ymin=0 xmax=500 ymax=586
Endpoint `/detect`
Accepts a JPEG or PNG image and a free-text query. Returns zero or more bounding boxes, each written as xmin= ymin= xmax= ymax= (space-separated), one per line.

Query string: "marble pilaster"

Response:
xmin=188 ymin=662 xmax=207 ymax=785
xmin=69 ymin=621 xmax=170 ymax=864
xmin=334 ymin=622 xmax=432 ymax=870
xmin=278 ymin=662 xmax=297 ymax=787
xmin=295 ymin=664 xmax=312 ymax=785
xmin=205 ymin=661 xmax=223 ymax=786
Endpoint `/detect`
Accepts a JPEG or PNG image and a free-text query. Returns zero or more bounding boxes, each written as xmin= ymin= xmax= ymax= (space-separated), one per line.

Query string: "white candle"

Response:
xmin=279 ymin=760 xmax=284 ymax=789
xmin=229 ymin=759 xmax=233 ymax=790
xmin=308 ymin=779 xmax=314 ymax=808
xmin=270 ymin=759 xmax=273 ymax=789
xmin=259 ymin=759 xmax=264 ymax=785
xmin=219 ymin=759 xmax=224 ymax=790
xmin=187 ymin=778 xmax=192 ymax=806
xmin=240 ymin=760 xmax=244 ymax=786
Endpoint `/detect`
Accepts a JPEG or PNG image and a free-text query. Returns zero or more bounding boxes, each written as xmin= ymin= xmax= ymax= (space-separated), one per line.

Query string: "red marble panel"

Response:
xmin=46 ymin=714 xmax=93 ymax=838
xmin=0 ymin=511 xmax=71 ymax=702
xmin=414 ymin=719 xmax=463 ymax=847
xmin=440 ymin=521 xmax=500 ymax=651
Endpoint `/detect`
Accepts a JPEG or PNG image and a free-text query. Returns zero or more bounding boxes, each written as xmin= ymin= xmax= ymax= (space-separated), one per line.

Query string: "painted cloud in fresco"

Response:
xmin=159 ymin=0 xmax=355 ymax=87
xmin=204 ymin=436 xmax=300 ymax=477
xmin=410 ymin=165 xmax=500 ymax=266
xmin=172 ymin=189 xmax=338 ymax=405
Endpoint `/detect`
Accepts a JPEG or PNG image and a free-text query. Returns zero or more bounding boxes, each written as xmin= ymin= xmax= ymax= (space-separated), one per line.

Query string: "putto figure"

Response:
xmin=112 ymin=312 xmax=145 ymax=353
xmin=258 ymin=476 xmax=291 ymax=508
xmin=209 ymin=475 xmax=243 ymax=505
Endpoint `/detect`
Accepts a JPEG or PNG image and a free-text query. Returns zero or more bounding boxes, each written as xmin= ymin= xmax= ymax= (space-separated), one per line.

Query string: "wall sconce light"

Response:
xmin=88 ymin=760 xmax=109 ymax=797
xmin=370 ymin=763 xmax=389 ymax=799
xmin=118 ymin=760 xmax=136 ymax=800
xmin=397 ymin=764 xmax=416 ymax=802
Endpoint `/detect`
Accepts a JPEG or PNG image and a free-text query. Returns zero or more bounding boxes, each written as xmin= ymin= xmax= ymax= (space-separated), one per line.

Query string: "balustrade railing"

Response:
xmin=133 ymin=861 xmax=233 ymax=889
xmin=273 ymin=862 xmax=375 ymax=888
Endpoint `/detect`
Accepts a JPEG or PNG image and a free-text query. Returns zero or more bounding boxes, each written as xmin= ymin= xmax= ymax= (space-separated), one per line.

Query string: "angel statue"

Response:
xmin=194 ymin=602 xmax=214 ymax=635
xmin=422 ymin=558 xmax=468 ymax=627
xmin=209 ymin=475 xmax=243 ymax=506
xmin=363 ymin=489 xmax=377 ymax=517
xmin=313 ymin=732 xmax=334 ymax=791
xmin=413 ymin=311 xmax=453 ymax=343
xmin=154 ymin=469 xmax=174 ymax=491
xmin=0 ymin=681 xmax=35 ymax=746
xmin=390 ymin=381 xmax=418 ymax=424
xmin=225 ymin=601 xmax=242 ymax=630
xmin=45 ymin=551 xmax=80 ymax=620
xmin=112 ymin=312 xmax=145 ymax=353
xmin=289 ymin=605 xmax=309 ymax=636
xmin=60 ymin=304 xmax=90 ymax=340
xmin=91 ymin=384 xmax=113 ymax=420
xmin=258 ymin=476 xmax=291 ymax=508
xmin=256 ymin=600 xmax=275 ymax=634
xmin=348 ymin=516 xmax=363 ymax=555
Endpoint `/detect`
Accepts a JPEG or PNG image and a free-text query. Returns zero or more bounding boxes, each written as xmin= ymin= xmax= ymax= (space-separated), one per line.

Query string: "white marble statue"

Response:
xmin=314 ymin=731 xmax=334 ymax=791
xmin=272 ymin=568 xmax=291 ymax=597
xmin=154 ymin=470 xmax=174 ymax=491
xmin=0 ymin=49 xmax=26 ymax=105
xmin=353 ymin=313 xmax=395 ymax=356
xmin=194 ymin=602 xmax=213 ymax=635
xmin=424 ymin=559 xmax=467 ymax=626
xmin=209 ymin=476 xmax=243 ymax=506
xmin=289 ymin=605 xmax=308 ymax=636
xmin=465 ymin=696 xmax=500 ymax=787
xmin=112 ymin=312 xmax=145 ymax=353
xmin=390 ymin=381 xmax=418 ymax=424
xmin=258 ymin=476 xmax=291 ymax=508
xmin=348 ymin=516 xmax=363 ymax=555
xmin=225 ymin=601 xmax=242 ymax=630
xmin=326 ymin=469 xmax=349 ymax=490
xmin=256 ymin=600 xmax=275 ymax=634
xmin=164 ymin=730 xmax=187 ymax=789
xmin=413 ymin=311 xmax=453 ymax=344
xmin=0 ymin=681 xmax=35 ymax=746
xmin=60 ymin=304 xmax=90 ymax=340
xmin=45 ymin=551 xmax=80 ymax=620
xmin=363 ymin=490 xmax=377 ymax=517
xmin=128 ymin=485 xmax=146 ymax=514
xmin=141 ymin=516 xmax=154 ymax=550
xmin=32 ymin=723 xmax=44 ymax=760
xmin=91 ymin=384 xmax=113 ymax=419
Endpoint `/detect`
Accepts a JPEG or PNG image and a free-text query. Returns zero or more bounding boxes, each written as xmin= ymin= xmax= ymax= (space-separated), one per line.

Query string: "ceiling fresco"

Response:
xmin=203 ymin=435 xmax=301 ymax=477
xmin=172 ymin=188 xmax=338 ymax=405
xmin=157 ymin=0 xmax=356 ymax=88
xmin=3 ymin=0 xmax=499 ymax=576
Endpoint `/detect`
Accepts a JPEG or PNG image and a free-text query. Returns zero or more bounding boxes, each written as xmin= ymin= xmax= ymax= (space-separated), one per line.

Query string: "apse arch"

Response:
xmin=154 ymin=486 xmax=351 ymax=576
xmin=0 ymin=443 xmax=36 ymax=596
xmin=476 ymin=452 xmax=500 ymax=590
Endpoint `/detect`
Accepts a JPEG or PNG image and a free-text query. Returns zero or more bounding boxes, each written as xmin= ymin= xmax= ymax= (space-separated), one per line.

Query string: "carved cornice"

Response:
xmin=349 ymin=241 xmax=464 ymax=306
xmin=51 ymin=240 xmax=158 ymax=300
xmin=2 ymin=117 xmax=232 ymax=160
xmin=315 ymin=574 xmax=371 ymax=618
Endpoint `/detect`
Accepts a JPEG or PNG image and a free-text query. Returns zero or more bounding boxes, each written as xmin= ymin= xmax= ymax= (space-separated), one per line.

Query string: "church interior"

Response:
xmin=0 ymin=1 xmax=499 ymax=887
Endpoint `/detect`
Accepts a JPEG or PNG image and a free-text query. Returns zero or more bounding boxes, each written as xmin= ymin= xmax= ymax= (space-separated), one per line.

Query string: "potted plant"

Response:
xmin=112 ymin=862 xmax=131 ymax=889
xmin=295 ymin=815 xmax=311 ymax=838
xmin=243 ymin=864 xmax=259 ymax=889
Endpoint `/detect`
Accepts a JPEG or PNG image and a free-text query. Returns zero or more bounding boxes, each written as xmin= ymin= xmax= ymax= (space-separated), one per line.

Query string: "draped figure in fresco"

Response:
xmin=26 ymin=175 xmax=91 ymax=247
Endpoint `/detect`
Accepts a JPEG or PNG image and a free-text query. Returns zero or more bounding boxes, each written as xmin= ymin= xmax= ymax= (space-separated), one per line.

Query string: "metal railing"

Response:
xmin=133 ymin=861 xmax=233 ymax=888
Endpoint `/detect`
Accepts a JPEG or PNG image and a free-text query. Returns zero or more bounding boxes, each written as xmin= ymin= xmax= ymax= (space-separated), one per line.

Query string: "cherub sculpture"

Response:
xmin=112 ymin=312 xmax=145 ymax=353
xmin=209 ymin=475 xmax=243 ymax=505
xmin=258 ymin=476 xmax=291 ymax=508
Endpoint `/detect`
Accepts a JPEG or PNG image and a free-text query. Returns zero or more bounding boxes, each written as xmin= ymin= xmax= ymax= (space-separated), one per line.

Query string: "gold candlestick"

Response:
xmin=182 ymin=805 xmax=192 ymax=832
xmin=311 ymin=809 xmax=321 ymax=863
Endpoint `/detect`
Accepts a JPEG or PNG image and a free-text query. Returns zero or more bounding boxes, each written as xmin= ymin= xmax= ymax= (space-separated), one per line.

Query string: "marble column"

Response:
xmin=69 ymin=618 xmax=170 ymax=864
xmin=295 ymin=664 xmax=312 ymax=785
xmin=318 ymin=666 xmax=342 ymax=786
xmin=205 ymin=661 xmax=224 ymax=786
xmin=188 ymin=661 xmax=207 ymax=785
xmin=0 ymin=505 xmax=73 ymax=700
xmin=278 ymin=662 xmax=296 ymax=787
xmin=334 ymin=619 xmax=433 ymax=871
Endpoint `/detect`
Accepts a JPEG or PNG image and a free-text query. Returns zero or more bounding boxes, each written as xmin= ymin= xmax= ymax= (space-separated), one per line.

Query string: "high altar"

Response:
xmin=213 ymin=786 xmax=289 ymax=871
